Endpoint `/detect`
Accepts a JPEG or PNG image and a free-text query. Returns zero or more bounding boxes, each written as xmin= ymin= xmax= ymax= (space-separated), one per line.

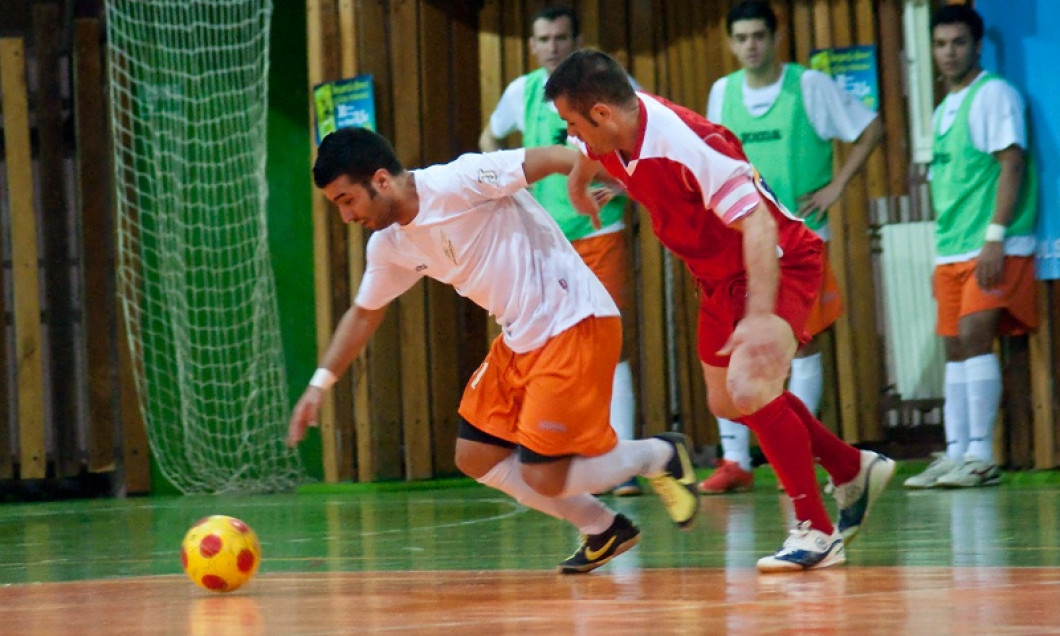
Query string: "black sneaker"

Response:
xmin=649 ymin=432 xmax=699 ymax=529
xmin=557 ymin=513 xmax=641 ymax=574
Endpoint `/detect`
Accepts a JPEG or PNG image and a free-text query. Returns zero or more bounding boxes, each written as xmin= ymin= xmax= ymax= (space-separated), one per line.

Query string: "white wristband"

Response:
xmin=308 ymin=368 xmax=337 ymax=391
xmin=984 ymin=223 xmax=1006 ymax=242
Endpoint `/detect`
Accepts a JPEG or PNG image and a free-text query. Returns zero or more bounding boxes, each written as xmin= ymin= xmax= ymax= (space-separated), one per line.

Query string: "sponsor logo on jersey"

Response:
xmin=477 ymin=168 xmax=499 ymax=185
xmin=740 ymin=129 xmax=782 ymax=144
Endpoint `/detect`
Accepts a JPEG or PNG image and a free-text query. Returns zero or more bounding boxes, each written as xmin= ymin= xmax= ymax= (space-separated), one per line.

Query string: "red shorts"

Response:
xmin=572 ymin=231 xmax=631 ymax=312
xmin=696 ymin=243 xmax=823 ymax=367
xmin=933 ymin=256 xmax=1038 ymax=337
xmin=458 ymin=315 xmax=622 ymax=458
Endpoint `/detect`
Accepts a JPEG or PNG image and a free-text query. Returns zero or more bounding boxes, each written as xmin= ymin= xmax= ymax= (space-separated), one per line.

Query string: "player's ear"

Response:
xmin=589 ymin=103 xmax=610 ymax=126
xmin=371 ymin=167 xmax=391 ymax=191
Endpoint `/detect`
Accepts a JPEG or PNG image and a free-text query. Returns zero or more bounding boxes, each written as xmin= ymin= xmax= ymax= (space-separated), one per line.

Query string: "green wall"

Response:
xmin=266 ymin=0 xmax=324 ymax=479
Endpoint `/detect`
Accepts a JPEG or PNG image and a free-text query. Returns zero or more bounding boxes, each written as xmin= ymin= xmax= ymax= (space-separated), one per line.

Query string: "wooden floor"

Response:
xmin=1 ymin=472 xmax=1059 ymax=635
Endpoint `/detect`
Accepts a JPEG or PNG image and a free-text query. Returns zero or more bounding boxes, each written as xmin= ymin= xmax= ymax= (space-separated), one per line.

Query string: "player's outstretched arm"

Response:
xmin=286 ymin=303 xmax=389 ymax=447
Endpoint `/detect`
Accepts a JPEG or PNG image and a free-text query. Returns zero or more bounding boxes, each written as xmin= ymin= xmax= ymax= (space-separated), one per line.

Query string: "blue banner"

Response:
xmin=312 ymin=74 xmax=376 ymax=144
xmin=977 ymin=1 xmax=1059 ymax=280
xmin=809 ymin=45 xmax=879 ymax=112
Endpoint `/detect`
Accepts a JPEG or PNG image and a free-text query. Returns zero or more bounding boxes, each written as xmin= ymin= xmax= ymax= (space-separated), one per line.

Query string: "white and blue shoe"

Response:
xmin=833 ymin=450 xmax=897 ymax=543
xmin=757 ymin=521 xmax=846 ymax=573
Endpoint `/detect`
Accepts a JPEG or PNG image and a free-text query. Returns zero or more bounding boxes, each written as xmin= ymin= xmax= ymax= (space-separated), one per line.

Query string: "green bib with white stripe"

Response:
xmin=721 ymin=65 xmax=833 ymax=231
xmin=930 ymin=73 xmax=1037 ymax=257
xmin=523 ymin=68 xmax=626 ymax=240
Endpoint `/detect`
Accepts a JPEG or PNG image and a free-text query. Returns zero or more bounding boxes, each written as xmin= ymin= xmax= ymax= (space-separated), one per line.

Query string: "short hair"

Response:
xmin=726 ymin=1 xmax=778 ymax=36
xmin=531 ymin=5 xmax=580 ymax=39
xmin=313 ymin=127 xmax=404 ymax=189
xmin=930 ymin=4 xmax=984 ymax=43
xmin=543 ymin=48 xmax=637 ymax=120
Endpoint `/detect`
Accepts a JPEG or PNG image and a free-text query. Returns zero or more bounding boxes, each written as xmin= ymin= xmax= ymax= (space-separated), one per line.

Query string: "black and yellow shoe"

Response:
xmin=557 ymin=513 xmax=640 ymax=574
xmin=649 ymin=432 xmax=699 ymax=529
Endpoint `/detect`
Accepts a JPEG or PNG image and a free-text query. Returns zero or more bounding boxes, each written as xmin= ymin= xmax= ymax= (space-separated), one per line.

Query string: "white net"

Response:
xmin=106 ymin=0 xmax=308 ymax=493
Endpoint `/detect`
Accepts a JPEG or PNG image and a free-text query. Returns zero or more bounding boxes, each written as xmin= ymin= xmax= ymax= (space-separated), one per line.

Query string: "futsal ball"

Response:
xmin=181 ymin=515 xmax=261 ymax=593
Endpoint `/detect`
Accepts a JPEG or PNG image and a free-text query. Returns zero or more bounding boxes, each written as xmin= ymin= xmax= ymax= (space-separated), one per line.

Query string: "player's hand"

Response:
xmin=568 ymin=181 xmax=603 ymax=229
xmin=286 ymin=388 xmax=324 ymax=447
xmin=976 ymin=241 xmax=1005 ymax=290
xmin=797 ymin=183 xmax=842 ymax=225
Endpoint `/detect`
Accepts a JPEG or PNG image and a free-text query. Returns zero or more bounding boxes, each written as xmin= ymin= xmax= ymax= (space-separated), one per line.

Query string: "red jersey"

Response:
xmin=579 ymin=92 xmax=822 ymax=295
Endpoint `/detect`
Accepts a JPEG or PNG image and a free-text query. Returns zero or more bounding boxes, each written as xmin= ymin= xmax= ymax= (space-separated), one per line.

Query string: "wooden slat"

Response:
xmin=33 ymin=4 xmax=79 ymax=477
xmin=109 ymin=46 xmax=151 ymax=494
xmin=118 ymin=312 xmax=151 ymax=493
xmin=877 ymin=0 xmax=910 ymax=196
xmin=628 ymin=0 xmax=668 ymax=437
xmin=389 ymin=0 xmax=431 ymax=482
xmin=415 ymin=0 xmax=458 ymax=481
xmin=74 ymin=18 xmax=117 ymax=474
xmin=306 ymin=0 xmax=341 ymax=482
xmin=333 ymin=0 xmax=370 ymax=484
xmin=1 ymin=37 xmax=47 ymax=479
xmin=478 ymin=0 xmax=503 ymax=131
xmin=791 ymin=1 xmax=814 ymax=66
xmin=1031 ymin=281 xmax=1055 ymax=468
xmin=351 ymin=0 xmax=403 ymax=482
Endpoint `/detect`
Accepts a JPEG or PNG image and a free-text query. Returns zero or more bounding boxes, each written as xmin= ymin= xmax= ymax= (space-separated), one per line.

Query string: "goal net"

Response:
xmin=106 ymin=0 xmax=308 ymax=493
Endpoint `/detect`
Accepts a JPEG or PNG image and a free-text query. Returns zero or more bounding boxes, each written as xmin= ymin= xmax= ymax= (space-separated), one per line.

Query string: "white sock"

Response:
xmin=559 ymin=439 xmax=671 ymax=498
xmin=477 ymin=453 xmax=615 ymax=535
xmin=943 ymin=361 xmax=970 ymax=462
xmin=610 ymin=360 xmax=635 ymax=441
xmin=717 ymin=417 xmax=752 ymax=471
xmin=788 ymin=352 xmax=824 ymax=415
xmin=964 ymin=353 xmax=1001 ymax=463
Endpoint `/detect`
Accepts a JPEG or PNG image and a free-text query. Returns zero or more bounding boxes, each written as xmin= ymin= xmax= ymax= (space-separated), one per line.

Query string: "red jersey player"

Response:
xmin=545 ymin=48 xmax=896 ymax=572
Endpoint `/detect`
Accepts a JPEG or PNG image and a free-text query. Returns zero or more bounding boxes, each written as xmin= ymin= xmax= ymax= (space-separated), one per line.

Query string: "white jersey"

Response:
xmin=706 ymin=64 xmax=877 ymax=143
xmin=353 ymin=149 xmax=619 ymax=353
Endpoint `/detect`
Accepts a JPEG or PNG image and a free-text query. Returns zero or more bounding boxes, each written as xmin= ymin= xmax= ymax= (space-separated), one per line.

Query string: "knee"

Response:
xmin=708 ymin=391 xmax=742 ymax=421
xmin=725 ymin=379 xmax=780 ymax=417
xmin=520 ymin=465 xmax=566 ymax=498
xmin=454 ymin=443 xmax=489 ymax=480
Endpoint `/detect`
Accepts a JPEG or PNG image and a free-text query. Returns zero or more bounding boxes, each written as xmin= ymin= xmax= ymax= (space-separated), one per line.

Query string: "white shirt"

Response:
xmin=706 ymin=65 xmax=877 ymax=144
xmin=354 ymin=149 xmax=619 ymax=353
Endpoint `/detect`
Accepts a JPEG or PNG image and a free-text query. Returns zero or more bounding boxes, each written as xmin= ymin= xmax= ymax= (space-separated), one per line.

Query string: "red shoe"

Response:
xmin=697 ymin=459 xmax=754 ymax=494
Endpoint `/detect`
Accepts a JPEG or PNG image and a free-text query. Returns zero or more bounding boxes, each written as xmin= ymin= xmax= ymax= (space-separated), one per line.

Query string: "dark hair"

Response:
xmin=531 ymin=5 xmax=580 ymax=39
xmin=313 ymin=127 xmax=404 ymax=189
xmin=543 ymin=48 xmax=637 ymax=120
xmin=726 ymin=1 xmax=778 ymax=36
xmin=930 ymin=4 xmax=984 ymax=43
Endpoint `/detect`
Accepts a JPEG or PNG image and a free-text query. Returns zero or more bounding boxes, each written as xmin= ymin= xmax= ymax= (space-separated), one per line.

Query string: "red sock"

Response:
xmin=785 ymin=392 xmax=861 ymax=485
xmin=738 ymin=394 xmax=834 ymax=535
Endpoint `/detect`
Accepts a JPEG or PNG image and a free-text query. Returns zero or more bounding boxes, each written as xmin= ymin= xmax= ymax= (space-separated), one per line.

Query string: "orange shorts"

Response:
xmin=933 ymin=256 xmax=1038 ymax=337
xmin=458 ymin=315 xmax=622 ymax=458
xmin=572 ymin=231 xmax=630 ymax=312
xmin=804 ymin=250 xmax=843 ymax=337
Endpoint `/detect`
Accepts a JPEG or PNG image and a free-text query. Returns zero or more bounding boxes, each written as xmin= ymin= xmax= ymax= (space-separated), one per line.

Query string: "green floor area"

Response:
xmin=1 ymin=462 xmax=1059 ymax=586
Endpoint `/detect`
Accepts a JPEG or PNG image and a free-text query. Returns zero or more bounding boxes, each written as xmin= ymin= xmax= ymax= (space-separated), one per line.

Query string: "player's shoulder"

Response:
xmin=976 ymin=74 xmax=1024 ymax=104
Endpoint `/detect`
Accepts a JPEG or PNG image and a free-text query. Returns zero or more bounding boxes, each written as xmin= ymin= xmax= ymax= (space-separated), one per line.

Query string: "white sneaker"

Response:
xmin=833 ymin=450 xmax=896 ymax=543
xmin=935 ymin=456 xmax=1001 ymax=488
xmin=756 ymin=521 xmax=846 ymax=573
xmin=903 ymin=452 xmax=958 ymax=489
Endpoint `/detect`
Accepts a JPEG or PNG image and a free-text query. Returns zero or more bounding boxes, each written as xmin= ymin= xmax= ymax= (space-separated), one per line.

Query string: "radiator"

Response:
xmin=879 ymin=221 xmax=945 ymax=400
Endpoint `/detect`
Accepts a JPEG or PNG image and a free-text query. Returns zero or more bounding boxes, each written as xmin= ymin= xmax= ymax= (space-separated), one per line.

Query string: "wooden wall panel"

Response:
xmin=75 ymin=18 xmax=119 ymax=475
xmin=1 ymin=37 xmax=47 ymax=479
xmin=296 ymin=0 xmax=1056 ymax=479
